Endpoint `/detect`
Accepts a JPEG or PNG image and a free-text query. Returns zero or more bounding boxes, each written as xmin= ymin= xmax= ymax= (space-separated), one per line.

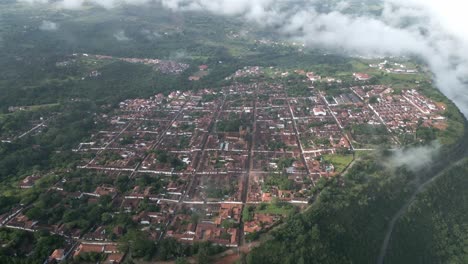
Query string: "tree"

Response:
xmin=157 ymin=238 xmax=185 ymax=261
xmin=101 ymin=212 xmax=113 ymax=223
xmin=197 ymin=245 xmax=210 ymax=264
xmin=175 ymin=257 xmax=189 ymax=264
xmin=119 ymin=230 xmax=156 ymax=261
xmin=99 ymin=195 xmax=112 ymax=208
xmin=25 ymin=207 xmax=43 ymax=220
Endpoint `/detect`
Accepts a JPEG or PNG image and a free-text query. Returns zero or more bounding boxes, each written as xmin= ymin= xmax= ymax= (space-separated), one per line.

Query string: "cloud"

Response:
xmin=39 ymin=20 xmax=59 ymax=31
xmin=387 ymin=141 xmax=441 ymax=172
xmin=16 ymin=0 xmax=468 ymax=117
xmin=153 ymin=0 xmax=468 ymax=116
xmin=113 ymin=30 xmax=131 ymax=42
xmin=18 ymin=0 xmax=49 ymax=3
xmin=20 ymin=0 xmax=150 ymax=8
xmin=140 ymin=29 xmax=162 ymax=41
xmin=60 ymin=0 xmax=84 ymax=9
xmin=169 ymin=50 xmax=192 ymax=61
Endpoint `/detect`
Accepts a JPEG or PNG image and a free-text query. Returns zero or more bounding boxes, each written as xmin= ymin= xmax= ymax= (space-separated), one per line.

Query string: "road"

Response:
xmin=18 ymin=122 xmax=45 ymax=139
xmin=286 ymin=96 xmax=311 ymax=177
xmin=129 ymin=101 xmax=188 ymax=180
xmin=240 ymin=85 xmax=258 ymax=245
xmin=181 ymin=95 xmax=227 ymax=203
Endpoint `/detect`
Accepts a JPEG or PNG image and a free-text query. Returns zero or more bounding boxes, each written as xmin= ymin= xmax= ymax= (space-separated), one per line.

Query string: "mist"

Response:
xmin=17 ymin=0 xmax=468 ymax=118
xmin=387 ymin=141 xmax=441 ymax=172
xmin=113 ymin=30 xmax=131 ymax=42
xmin=39 ymin=20 xmax=59 ymax=31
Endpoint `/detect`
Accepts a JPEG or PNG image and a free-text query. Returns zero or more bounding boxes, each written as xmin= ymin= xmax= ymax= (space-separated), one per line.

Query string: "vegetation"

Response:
xmin=263 ymin=172 xmax=295 ymax=191
xmin=127 ymin=237 xmax=226 ymax=262
xmin=268 ymin=141 xmax=287 ymax=151
xmin=0 ymin=101 xmax=96 ymax=181
xmin=0 ymin=229 xmax=64 ymax=264
xmin=217 ymin=113 xmax=252 ymax=132
xmin=322 ymin=154 xmax=354 ymax=173
xmin=243 ymin=205 xmax=255 ymax=222
xmin=74 ymin=252 xmax=106 ymax=263
xmin=155 ymin=150 xmax=187 ymax=171
xmin=350 ymin=124 xmax=390 ymax=146
xmin=256 ymin=201 xmax=297 ymax=216
xmin=386 ymin=159 xmax=468 ymax=263
xmin=248 ymin=155 xmax=418 ymax=264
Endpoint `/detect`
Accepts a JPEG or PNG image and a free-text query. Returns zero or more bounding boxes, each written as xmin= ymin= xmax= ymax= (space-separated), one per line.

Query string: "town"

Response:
xmin=0 ymin=67 xmax=447 ymax=263
xmin=73 ymin=53 xmax=190 ymax=75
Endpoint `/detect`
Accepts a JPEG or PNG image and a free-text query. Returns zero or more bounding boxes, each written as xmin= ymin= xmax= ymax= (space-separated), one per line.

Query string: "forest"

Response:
xmin=385 ymin=159 xmax=468 ymax=263
xmin=247 ymin=153 xmax=418 ymax=264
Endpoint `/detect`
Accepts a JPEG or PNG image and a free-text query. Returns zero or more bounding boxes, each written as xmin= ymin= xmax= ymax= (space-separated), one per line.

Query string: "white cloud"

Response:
xmin=16 ymin=0 xmax=468 ymax=116
xmin=18 ymin=0 xmax=49 ymax=3
xmin=113 ymin=30 xmax=131 ymax=42
xmin=39 ymin=20 xmax=59 ymax=31
xmin=140 ymin=29 xmax=162 ymax=41
xmin=387 ymin=141 xmax=441 ymax=171
xmin=60 ymin=0 xmax=84 ymax=9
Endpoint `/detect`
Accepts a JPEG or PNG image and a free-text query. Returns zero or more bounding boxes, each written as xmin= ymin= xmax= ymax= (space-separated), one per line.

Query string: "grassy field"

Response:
xmin=0 ymin=103 xmax=60 ymax=119
xmin=25 ymin=103 xmax=60 ymax=111
xmin=323 ymin=154 xmax=354 ymax=173
xmin=256 ymin=202 xmax=296 ymax=216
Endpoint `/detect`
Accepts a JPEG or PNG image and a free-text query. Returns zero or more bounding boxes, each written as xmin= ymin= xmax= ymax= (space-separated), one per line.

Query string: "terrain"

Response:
xmin=0 ymin=1 xmax=467 ymax=264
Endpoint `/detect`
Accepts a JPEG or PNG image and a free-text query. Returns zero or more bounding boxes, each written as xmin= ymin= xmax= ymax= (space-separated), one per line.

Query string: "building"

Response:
xmin=313 ymin=107 xmax=327 ymax=116
xmin=48 ymin=249 xmax=65 ymax=262
xmin=353 ymin=73 xmax=371 ymax=81
xmin=306 ymin=72 xmax=321 ymax=82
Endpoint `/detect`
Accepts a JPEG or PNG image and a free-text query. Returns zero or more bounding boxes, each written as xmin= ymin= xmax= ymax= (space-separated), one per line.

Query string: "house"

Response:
xmin=48 ymin=249 xmax=65 ymax=262
xmin=216 ymin=203 xmax=241 ymax=225
xmin=73 ymin=244 xmax=104 ymax=257
xmin=94 ymin=186 xmax=117 ymax=198
xmin=82 ymin=226 xmax=107 ymax=241
xmin=73 ymin=243 xmax=120 ymax=258
xmin=306 ymin=72 xmax=321 ymax=82
xmin=7 ymin=214 xmax=38 ymax=231
xmin=244 ymin=221 xmax=261 ymax=234
xmin=335 ymin=137 xmax=351 ymax=149
xmin=353 ymin=73 xmax=371 ymax=81
xmin=113 ymin=226 xmax=124 ymax=236
xmin=261 ymin=193 xmax=272 ymax=202
xmin=19 ymin=174 xmax=41 ymax=189
xmin=105 ymin=253 xmax=125 ymax=264
xmin=313 ymin=107 xmax=327 ymax=116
